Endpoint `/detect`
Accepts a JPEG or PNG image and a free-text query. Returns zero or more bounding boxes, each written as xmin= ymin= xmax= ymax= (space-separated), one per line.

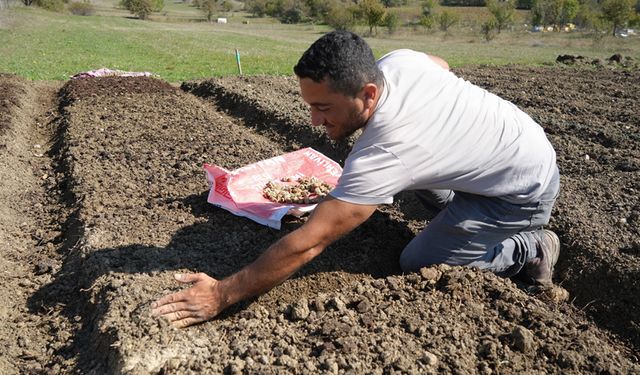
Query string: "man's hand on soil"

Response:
xmin=151 ymin=273 xmax=225 ymax=328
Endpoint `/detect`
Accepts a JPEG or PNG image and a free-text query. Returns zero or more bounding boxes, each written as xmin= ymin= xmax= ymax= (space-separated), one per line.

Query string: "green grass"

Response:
xmin=0 ymin=7 xmax=318 ymax=80
xmin=1 ymin=5 xmax=639 ymax=82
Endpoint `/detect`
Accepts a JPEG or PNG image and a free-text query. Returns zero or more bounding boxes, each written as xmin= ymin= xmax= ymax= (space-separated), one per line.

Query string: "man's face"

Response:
xmin=298 ymin=77 xmax=369 ymax=141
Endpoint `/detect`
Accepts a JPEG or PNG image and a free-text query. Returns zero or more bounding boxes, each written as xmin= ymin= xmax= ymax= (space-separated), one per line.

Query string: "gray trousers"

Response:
xmin=400 ymin=167 xmax=560 ymax=277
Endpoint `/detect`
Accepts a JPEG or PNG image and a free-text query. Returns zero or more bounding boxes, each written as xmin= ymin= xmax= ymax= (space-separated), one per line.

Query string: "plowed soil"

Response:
xmin=1 ymin=65 xmax=638 ymax=374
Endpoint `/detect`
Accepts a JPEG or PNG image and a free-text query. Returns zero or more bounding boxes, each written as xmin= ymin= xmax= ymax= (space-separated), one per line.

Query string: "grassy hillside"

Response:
xmin=1 ymin=4 xmax=638 ymax=81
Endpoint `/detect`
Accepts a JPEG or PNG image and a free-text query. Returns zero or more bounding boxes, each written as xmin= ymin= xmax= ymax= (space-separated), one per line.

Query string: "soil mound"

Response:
xmin=59 ymin=76 xmax=176 ymax=106
xmin=182 ymin=76 xmax=356 ymax=163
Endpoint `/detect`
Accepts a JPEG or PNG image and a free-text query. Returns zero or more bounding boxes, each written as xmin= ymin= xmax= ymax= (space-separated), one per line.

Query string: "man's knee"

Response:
xmin=399 ymin=245 xmax=438 ymax=273
xmin=399 ymin=251 xmax=414 ymax=273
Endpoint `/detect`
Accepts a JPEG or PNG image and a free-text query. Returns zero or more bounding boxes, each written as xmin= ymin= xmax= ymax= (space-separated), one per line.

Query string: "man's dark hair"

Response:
xmin=294 ymin=30 xmax=383 ymax=97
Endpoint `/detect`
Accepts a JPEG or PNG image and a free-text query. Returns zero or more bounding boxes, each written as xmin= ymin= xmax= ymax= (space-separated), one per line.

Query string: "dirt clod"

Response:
xmin=510 ymin=325 xmax=536 ymax=353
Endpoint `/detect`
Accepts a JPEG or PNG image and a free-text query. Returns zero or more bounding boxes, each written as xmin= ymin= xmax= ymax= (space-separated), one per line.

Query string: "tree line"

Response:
xmin=18 ymin=0 xmax=639 ymax=37
xmin=244 ymin=0 xmax=639 ymax=37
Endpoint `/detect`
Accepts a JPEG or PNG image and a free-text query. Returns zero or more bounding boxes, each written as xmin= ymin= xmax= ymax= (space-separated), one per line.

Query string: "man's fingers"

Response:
xmin=174 ymin=272 xmax=205 ymax=284
xmin=151 ymin=291 xmax=186 ymax=309
xmin=150 ymin=272 xmax=220 ymax=328
xmin=151 ymin=301 xmax=192 ymax=316
xmin=172 ymin=317 xmax=203 ymax=328
xmin=151 ymin=273 xmax=206 ymax=309
xmin=162 ymin=309 xmax=202 ymax=323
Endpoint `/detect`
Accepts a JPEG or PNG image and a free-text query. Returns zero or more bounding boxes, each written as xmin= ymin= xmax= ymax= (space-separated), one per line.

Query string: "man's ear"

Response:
xmin=361 ymin=83 xmax=378 ymax=109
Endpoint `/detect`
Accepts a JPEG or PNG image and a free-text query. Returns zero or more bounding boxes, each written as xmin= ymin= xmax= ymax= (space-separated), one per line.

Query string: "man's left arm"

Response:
xmin=151 ymin=196 xmax=377 ymax=327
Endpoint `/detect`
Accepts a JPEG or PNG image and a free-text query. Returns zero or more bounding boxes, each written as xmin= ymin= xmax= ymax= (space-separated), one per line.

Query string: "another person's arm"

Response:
xmin=151 ymin=196 xmax=377 ymax=328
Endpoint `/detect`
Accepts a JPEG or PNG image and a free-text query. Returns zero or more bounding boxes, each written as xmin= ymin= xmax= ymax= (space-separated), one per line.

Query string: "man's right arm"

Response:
xmin=219 ymin=196 xmax=377 ymax=305
xmin=152 ymin=195 xmax=377 ymax=327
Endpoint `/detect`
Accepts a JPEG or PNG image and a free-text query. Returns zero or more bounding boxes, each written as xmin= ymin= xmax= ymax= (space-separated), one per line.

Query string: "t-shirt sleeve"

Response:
xmin=329 ymin=145 xmax=412 ymax=205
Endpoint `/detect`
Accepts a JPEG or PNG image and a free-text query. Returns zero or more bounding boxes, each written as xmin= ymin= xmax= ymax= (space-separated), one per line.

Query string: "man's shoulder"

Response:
xmin=377 ymin=49 xmax=444 ymax=76
xmin=377 ymin=49 xmax=425 ymax=64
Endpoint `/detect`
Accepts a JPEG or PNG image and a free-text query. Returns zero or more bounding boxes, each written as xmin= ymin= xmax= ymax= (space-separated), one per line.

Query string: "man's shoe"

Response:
xmin=522 ymin=229 xmax=560 ymax=285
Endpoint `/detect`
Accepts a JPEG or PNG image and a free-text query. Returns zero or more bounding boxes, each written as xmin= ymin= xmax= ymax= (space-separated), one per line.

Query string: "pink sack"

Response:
xmin=204 ymin=148 xmax=342 ymax=229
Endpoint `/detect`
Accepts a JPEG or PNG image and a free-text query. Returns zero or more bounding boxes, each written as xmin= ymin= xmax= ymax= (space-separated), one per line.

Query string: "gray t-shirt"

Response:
xmin=330 ymin=49 xmax=557 ymax=205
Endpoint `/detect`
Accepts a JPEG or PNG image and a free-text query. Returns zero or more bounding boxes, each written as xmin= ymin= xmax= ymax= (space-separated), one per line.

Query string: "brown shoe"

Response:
xmin=521 ymin=229 xmax=560 ymax=285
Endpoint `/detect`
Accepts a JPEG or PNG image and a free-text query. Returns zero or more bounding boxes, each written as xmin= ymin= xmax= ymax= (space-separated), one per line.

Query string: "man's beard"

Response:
xmin=330 ymin=107 xmax=367 ymax=141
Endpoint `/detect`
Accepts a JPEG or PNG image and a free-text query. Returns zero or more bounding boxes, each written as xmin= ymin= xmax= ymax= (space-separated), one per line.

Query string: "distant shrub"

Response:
xmin=246 ymin=0 xmax=268 ymax=17
xmin=486 ymin=0 xmax=516 ymax=32
xmin=421 ymin=0 xmax=439 ymax=17
xmin=438 ymin=9 xmax=459 ymax=32
xmin=199 ymin=0 xmax=215 ymax=21
xmin=419 ymin=14 xmax=436 ymax=29
xmin=384 ymin=11 xmax=400 ymax=34
xmin=631 ymin=12 xmax=640 ymax=27
xmin=601 ymin=0 xmax=635 ymax=35
xmin=68 ymin=1 xmax=95 ymax=15
xmin=360 ymin=0 xmax=387 ymax=35
xmin=481 ymin=18 xmax=497 ymax=40
xmin=120 ymin=0 xmax=154 ymax=19
xmin=152 ymin=0 xmax=162 ymax=11
xmin=220 ymin=0 xmax=232 ymax=12
xmin=35 ymin=0 xmax=64 ymax=11
xmin=574 ymin=1 xmax=601 ymax=29
xmin=279 ymin=5 xmax=305 ymax=24
xmin=531 ymin=0 xmax=579 ymax=29
xmin=418 ymin=0 xmax=438 ymax=30
xmin=324 ymin=1 xmax=356 ymax=31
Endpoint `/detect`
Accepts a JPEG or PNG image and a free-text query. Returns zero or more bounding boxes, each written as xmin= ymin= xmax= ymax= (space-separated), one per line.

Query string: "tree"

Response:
xmin=246 ymin=0 xmax=268 ymax=16
xmin=34 ymin=0 xmax=64 ymax=11
xmin=220 ymin=0 xmax=232 ymax=12
xmin=531 ymin=0 xmax=560 ymax=27
xmin=531 ymin=0 xmax=580 ymax=30
xmin=559 ymin=0 xmax=579 ymax=26
xmin=305 ymin=0 xmax=328 ymax=18
xmin=384 ymin=11 xmax=400 ymax=33
xmin=324 ymin=0 xmax=356 ymax=30
xmin=121 ymin=0 xmax=154 ymax=19
xmin=531 ymin=0 xmax=578 ymax=29
xmin=280 ymin=4 xmax=306 ymax=23
xmin=419 ymin=0 xmax=438 ymax=30
xmin=438 ymin=9 xmax=459 ymax=31
xmin=573 ymin=0 xmax=602 ymax=28
xmin=265 ymin=0 xmax=287 ymax=17
xmin=482 ymin=18 xmax=498 ymax=40
xmin=486 ymin=0 xmax=516 ymax=32
xmin=421 ymin=0 xmax=438 ymax=18
xmin=200 ymin=0 xmax=216 ymax=21
xmin=360 ymin=0 xmax=387 ymax=35
xmin=601 ymin=0 xmax=635 ymax=35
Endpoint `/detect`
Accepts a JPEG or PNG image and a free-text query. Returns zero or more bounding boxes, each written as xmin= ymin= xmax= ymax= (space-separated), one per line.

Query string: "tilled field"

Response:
xmin=0 ymin=66 xmax=638 ymax=374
